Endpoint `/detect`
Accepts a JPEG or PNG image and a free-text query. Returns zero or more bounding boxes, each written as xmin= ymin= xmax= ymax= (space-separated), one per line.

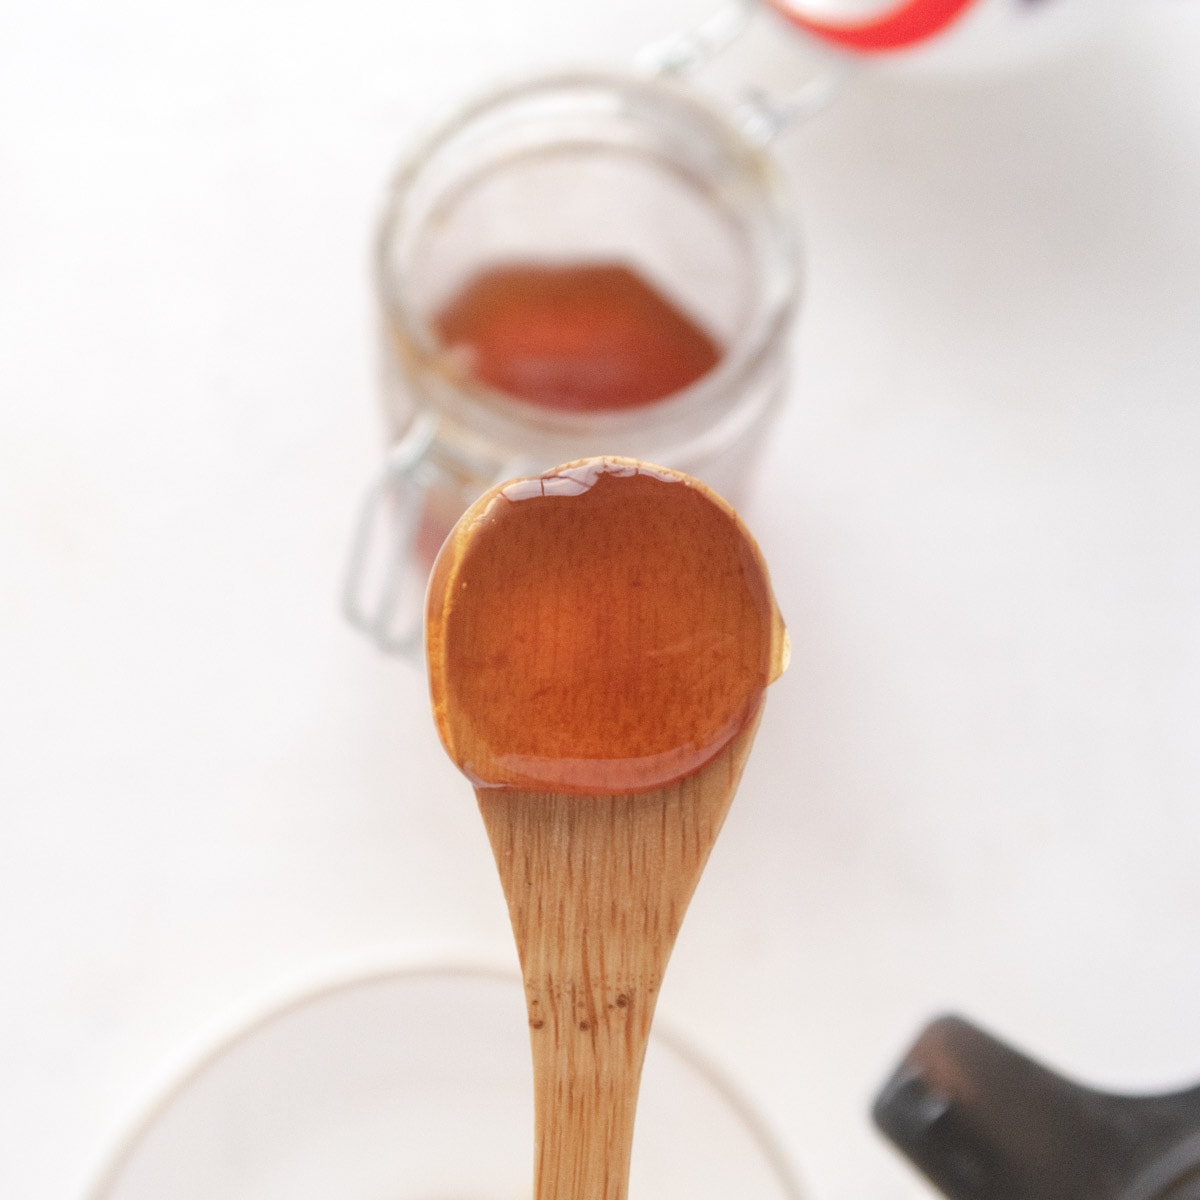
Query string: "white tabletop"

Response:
xmin=4 ymin=2 xmax=1200 ymax=1198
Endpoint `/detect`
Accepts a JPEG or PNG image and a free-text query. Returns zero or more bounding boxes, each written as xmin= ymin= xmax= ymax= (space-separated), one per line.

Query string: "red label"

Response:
xmin=767 ymin=0 xmax=979 ymax=53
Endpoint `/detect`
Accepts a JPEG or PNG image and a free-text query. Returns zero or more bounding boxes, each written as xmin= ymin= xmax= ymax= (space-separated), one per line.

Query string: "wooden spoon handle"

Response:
xmin=476 ymin=710 xmax=763 ymax=1200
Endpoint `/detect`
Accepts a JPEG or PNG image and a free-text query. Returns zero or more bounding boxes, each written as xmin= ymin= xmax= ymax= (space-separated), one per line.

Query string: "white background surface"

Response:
xmin=4 ymin=2 xmax=1200 ymax=1198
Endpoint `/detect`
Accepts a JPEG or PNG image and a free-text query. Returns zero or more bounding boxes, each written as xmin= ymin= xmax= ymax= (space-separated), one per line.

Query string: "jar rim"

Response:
xmin=374 ymin=66 xmax=802 ymax=463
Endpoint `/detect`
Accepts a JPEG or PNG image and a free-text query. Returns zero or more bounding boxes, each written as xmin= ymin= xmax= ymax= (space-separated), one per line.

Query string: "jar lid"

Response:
xmin=764 ymin=0 xmax=978 ymax=54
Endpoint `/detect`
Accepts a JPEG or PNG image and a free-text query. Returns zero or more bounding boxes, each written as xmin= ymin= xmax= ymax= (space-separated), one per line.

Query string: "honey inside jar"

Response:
xmin=425 ymin=458 xmax=787 ymax=795
xmin=432 ymin=261 xmax=722 ymax=412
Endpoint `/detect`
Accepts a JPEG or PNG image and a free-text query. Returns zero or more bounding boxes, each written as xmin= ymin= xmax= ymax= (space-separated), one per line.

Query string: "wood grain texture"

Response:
xmin=476 ymin=707 xmax=763 ymax=1200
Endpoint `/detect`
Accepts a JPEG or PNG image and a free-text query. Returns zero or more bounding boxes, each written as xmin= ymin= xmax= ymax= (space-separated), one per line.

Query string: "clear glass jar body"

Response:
xmin=346 ymin=68 xmax=801 ymax=653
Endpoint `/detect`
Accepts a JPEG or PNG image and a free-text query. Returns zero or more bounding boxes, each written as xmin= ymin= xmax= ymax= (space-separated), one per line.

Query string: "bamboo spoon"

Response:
xmin=426 ymin=457 xmax=788 ymax=1200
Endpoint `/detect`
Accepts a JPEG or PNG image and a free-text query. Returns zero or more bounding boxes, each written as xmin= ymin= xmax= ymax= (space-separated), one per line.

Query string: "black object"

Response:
xmin=873 ymin=1015 xmax=1200 ymax=1200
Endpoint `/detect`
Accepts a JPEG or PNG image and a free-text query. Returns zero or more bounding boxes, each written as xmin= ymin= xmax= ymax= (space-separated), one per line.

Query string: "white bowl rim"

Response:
xmin=82 ymin=948 xmax=808 ymax=1200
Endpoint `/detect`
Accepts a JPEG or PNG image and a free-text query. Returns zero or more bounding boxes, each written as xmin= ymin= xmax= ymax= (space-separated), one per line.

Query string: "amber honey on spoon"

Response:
xmin=426 ymin=456 xmax=787 ymax=1200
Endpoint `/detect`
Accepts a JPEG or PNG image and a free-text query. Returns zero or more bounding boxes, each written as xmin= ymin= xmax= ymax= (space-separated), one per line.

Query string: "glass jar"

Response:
xmin=345 ymin=66 xmax=801 ymax=655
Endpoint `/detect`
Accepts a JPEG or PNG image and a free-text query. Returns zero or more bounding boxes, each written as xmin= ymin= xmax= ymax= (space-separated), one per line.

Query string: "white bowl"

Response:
xmin=88 ymin=958 xmax=807 ymax=1200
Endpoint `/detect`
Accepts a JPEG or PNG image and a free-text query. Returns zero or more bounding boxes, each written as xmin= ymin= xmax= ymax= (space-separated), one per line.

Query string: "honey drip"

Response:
xmin=425 ymin=458 xmax=787 ymax=795
xmin=432 ymin=262 xmax=722 ymax=412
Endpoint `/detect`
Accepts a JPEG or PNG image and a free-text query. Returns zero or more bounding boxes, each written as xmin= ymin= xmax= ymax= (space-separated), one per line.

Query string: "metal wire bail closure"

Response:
xmin=637 ymin=0 xmax=854 ymax=144
xmin=342 ymin=412 xmax=440 ymax=658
